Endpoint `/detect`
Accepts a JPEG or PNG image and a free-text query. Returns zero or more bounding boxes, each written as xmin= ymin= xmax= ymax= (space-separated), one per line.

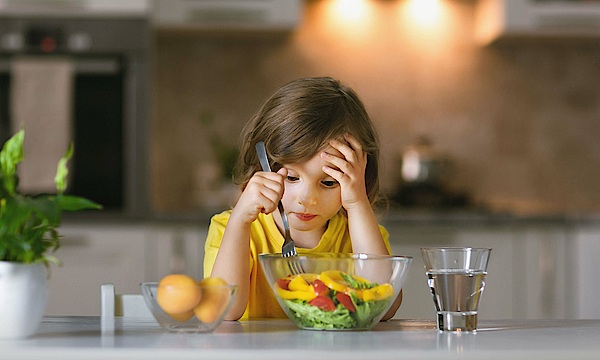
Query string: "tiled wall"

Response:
xmin=151 ymin=0 xmax=600 ymax=215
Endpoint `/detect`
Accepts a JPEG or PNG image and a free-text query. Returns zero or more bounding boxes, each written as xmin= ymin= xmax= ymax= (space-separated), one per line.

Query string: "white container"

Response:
xmin=0 ymin=261 xmax=48 ymax=339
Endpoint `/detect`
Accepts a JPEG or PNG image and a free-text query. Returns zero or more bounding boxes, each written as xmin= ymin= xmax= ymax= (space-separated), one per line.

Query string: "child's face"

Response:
xmin=280 ymin=146 xmax=343 ymax=236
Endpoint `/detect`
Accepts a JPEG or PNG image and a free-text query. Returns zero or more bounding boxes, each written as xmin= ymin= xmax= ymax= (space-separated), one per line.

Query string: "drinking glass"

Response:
xmin=421 ymin=247 xmax=491 ymax=332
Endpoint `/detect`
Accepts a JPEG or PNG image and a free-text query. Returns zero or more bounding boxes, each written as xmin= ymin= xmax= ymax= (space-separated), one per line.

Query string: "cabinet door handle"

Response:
xmin=539 ymin=239 xmax=555 ymax=318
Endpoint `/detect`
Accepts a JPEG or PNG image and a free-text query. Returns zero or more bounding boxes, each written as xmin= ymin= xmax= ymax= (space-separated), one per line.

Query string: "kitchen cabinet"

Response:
xmin=573 ymin=223 xmax=600 ymax=319
xmin=476 ymin=0 xmax=600 ymax=44
xmin=382 ymin=218 xmax=587 ymax=321
xmin=152 ymin=0 xmax=300 ymax=31
xmin=144 ymin=223 xmax=208 ymax=282
xmin=46 ymin=215 xmax=599 ymax=319
xmin=510 ymin=224 xmax=572 ymax=320
xmin=384 ymin=222 xmax=515 ymax=321
xmin=46 ymin=223 xmax=147 ymax=316
xmin=45 ymin=221 xmax=208 ymax=316
xmin=0 ymin=0 xmax=150 ymax=17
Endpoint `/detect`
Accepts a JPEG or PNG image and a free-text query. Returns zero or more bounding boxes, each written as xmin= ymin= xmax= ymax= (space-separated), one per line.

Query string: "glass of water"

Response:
xmin=421 ymin=247 xmax=491 ymax=332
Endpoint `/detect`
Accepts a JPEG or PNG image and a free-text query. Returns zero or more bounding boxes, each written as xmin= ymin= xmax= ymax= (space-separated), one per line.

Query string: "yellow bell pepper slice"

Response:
xmin=320 ymin=270 xmax=371 ymax=293
xmin=372 ymin=283 xmax=394 ymax=300
xmin=362 ymin=289 xmax=376 ymax=301
xmin=318 ymin=270 xmax=394 ymax=301
xmin=342 ymin=287 xmax=374 ymax=301
xmin=274 ymin=283 xmax=317 ymax=301
xmin=289 ymin=273 xmax=320 ymax=284
xmin=288 ymin=275 xmax=311 ymax=292
xmin=320 ymin=270 xmax=348 ymax=292
xmin=346 ymin=283 xmax=394 ymax=301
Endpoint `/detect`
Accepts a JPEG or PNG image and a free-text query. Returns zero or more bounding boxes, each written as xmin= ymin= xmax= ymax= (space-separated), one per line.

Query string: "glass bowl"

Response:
xmin=259 ymin=253 xmax=412 ymax=331
xmin=140 ymin=282 xmax=237 ymax=333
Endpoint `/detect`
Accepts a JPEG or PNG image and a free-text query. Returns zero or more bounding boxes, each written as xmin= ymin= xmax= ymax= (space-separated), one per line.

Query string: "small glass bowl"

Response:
xmin=259 ymin=253 xmax=412 ymax=331
xmin=140 ymin=282 xmax=237 ymax=333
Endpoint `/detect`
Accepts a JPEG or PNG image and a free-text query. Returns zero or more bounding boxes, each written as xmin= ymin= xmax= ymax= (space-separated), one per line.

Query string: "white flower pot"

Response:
xmin=0 ymin=261 xmax=48 ymax=339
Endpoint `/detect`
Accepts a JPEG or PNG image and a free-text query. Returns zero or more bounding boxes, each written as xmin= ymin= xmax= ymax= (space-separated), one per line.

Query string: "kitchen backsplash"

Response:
xmin=150 ymin=0 xmax=600 ymax=216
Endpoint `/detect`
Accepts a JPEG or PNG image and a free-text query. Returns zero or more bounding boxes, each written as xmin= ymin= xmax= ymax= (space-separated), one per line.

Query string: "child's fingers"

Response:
xmin=329 ymin=138 xmax=359 ymax=165
xmin=246 ymin=172 xmax=285 ymax=204
xmin=241 ymin=183 xmax=277 ymax=215
xmin=277 ymin=167 xmax=288 ymax=176
xmin=321 ymin=152 xmax=351 ymax=175
xmin=329 ymin=139 xmax=354 ymax=163
xmin=258 ymin=188 xmax=282 ymax=213
xmin=254 ymin=171 xmax=285 ymax=192
xmin=344 ymin=133 xmax=364 ymax=155
xmin=322 ymin=165 xmax=347 ymax=184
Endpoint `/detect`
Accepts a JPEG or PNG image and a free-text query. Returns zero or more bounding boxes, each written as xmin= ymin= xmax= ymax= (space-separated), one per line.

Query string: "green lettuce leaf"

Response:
xmin=282 ymin=299 xmax=356 ymax=329
xmin=349 ymin=292 xmax=390 ymax=328
xmin=281 ymin=292 xmax=392 ymax=330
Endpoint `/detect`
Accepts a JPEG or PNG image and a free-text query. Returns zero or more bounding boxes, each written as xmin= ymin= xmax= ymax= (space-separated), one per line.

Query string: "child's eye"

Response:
xmin=286 ymin=176 xmax=299 ymax=182
xmin=321 ymin=180 xmax=339 ymax=187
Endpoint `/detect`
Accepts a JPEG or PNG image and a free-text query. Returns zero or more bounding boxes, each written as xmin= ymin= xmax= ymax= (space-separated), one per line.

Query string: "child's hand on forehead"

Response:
xmin=320 ymin=134 xmax=369 ymax=210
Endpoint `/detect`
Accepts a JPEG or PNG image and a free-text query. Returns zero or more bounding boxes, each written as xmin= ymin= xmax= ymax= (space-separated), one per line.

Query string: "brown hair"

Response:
xmin=234 ymin=77 xmax=382 ymax=209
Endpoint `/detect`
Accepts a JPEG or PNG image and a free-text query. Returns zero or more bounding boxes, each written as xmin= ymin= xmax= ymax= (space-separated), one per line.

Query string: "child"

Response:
xmin=204 ymin=77 xmax=401 ymax=321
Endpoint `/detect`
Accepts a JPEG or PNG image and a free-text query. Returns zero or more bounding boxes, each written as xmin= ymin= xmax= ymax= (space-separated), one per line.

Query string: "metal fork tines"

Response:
xmin=255 ymin=141 xmax=304 ymax=275
xmin=280 ymin=222 xmax=303 ymax=274
xmin=279 ymin=203 xmax=295 ymax=257
xmin=278 ymin=203 xmax=304 ymax=274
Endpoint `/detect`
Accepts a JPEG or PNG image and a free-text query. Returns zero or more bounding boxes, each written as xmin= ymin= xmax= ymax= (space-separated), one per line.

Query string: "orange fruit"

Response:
xmin=194 ymin=277 xmax=231 ymax=323
xmin=167 ymin=310 xmax=194 ymax=322
xmin=157 ymin=274 xmax=202 ymax=316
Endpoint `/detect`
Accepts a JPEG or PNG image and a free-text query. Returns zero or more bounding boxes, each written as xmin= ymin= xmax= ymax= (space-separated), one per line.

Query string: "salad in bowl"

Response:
xmin=259 ymin=253 xmax=412 ymax=331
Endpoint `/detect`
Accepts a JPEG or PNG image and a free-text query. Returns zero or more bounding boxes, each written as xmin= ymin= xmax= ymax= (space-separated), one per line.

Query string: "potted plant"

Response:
xmin=0 ymin=129 xmax=101 ymax=339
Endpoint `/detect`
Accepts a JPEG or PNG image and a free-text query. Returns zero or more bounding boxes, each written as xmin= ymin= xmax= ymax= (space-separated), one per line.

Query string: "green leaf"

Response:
xmin=17 ymin=196 xmax=60 ymax=226
xmin=38 ymin=255 xmax=62 ymax=267
xmin=55 ymin=195 xmax=102 ymax=211
xmin=0 ymin=129 xmax=24 ymax=177
xmin=0 ymin=130 xmax=101 ymax=273
xmin=54 ymin=143 xmax=74 ymax=194
xmin=0 ymin=129 xmax=24 ymax=195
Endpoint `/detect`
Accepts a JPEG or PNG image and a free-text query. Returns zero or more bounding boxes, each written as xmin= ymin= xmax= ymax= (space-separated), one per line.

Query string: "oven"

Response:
xmin=0 ymin=16 xmax=150 ymax=218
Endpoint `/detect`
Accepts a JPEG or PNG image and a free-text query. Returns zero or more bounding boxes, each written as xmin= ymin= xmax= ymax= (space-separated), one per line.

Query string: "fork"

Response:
xmin=255 ymin=141 xmax=304 ymax=275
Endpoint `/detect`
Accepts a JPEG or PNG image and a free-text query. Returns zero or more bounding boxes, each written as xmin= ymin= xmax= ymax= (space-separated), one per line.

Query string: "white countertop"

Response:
xmin=3 ymin=316 xmax=600 ymax=360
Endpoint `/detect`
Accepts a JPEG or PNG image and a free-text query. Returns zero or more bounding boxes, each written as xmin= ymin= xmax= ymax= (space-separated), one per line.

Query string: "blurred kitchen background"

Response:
xmin=1 ymin=0 xmax=599 ymax=321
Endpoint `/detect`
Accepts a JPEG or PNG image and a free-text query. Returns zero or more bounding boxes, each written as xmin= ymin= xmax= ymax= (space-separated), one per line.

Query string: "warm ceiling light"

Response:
xmin=317 ymin=0 xmax=374 ymax=44
xmin=332 ymin=0 xmax=368 ymax=24
xmin=406 ymin=0 xmax=441 ymax=27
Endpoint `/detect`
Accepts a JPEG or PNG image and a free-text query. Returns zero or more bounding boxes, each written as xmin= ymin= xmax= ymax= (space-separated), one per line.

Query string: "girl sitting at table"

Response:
xmin=203 ymin=77 xmax=401 ymax=321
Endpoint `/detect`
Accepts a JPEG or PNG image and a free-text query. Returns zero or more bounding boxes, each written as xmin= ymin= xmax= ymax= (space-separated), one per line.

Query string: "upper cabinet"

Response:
xmin=0 ymin=0 xmax=151 ymax=18
xmin=476 ymin=0 xmax=600 ymax=44
xmin=152 ymin=0 xmax=301 ymax=31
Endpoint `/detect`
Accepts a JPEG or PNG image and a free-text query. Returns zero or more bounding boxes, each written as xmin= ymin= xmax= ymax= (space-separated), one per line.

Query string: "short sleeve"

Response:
xmin=203 ymin=212 xmax=230 ymax=278
xmin=379 ymin=224 xmax=392 ymax=255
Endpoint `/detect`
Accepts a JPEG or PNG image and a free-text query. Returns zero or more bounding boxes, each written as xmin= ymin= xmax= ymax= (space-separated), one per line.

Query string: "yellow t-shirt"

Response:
xmin=203 ymin=210 xmax=391 ymax=320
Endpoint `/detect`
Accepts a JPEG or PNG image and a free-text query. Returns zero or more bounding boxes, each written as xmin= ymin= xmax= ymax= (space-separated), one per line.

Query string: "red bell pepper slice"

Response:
xmin=311 ymin=279 xmax=329 ymax=297
xmin=335 ymin=293 xmax=356 ymax=312
xmin=276 ymin=278 xmax=291 ymax=291
xmin=308 ymin=296 xmax=336 ymax=311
